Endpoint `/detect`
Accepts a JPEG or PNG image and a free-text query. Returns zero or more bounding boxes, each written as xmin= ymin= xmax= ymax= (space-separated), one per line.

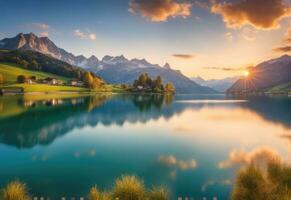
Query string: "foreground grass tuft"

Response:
xmin=88 ymin=185 xmax=111 ymax=200
xmin=1 ymin=181 xmax=30 ymax=200
xmin=148 ymin=186 xmax=169 ymax=200
xmin=112 ymin=175 xmax=146 ymax=200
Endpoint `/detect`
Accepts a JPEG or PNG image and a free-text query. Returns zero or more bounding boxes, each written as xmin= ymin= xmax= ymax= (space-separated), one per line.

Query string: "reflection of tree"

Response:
xmin=131 ymin=94 xmax=173 ymax=112
xmin=87 ymin=94 xmax=110 ymax=112
xmin=0 ymin=94 xmax=176 ymax=149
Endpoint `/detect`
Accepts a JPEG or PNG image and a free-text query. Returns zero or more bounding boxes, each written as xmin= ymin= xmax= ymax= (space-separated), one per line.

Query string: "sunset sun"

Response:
xmin=243 ymin=71 xmax=250 ymax=77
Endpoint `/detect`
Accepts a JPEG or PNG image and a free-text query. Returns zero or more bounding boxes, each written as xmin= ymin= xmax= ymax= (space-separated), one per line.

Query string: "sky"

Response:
xmin=1 ymin=0 xmax=291 ymax=79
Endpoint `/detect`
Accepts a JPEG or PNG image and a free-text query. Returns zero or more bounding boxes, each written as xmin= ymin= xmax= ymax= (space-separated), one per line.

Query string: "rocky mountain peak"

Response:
xmin=164 ymin=63 xmax=171 ymax=69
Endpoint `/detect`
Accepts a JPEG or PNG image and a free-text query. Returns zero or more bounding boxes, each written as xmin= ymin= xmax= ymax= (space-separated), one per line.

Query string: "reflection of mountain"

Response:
xmin=0 ymin=95 xmax=291 ymax=149
xmin=0 ymin=94 xmax=180 ymax=148
xmin=242 ymin=96 xmax=291 ymax=128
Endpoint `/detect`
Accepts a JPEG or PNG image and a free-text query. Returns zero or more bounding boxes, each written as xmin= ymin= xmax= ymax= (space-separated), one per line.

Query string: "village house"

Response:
xmin=68 ymin=80 xmax=85 ymax=87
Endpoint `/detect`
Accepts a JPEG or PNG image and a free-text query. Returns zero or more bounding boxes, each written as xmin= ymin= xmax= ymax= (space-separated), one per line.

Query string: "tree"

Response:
xmin=17 ymin=75 xmax=27 ymax=83
xmin=30 ymin=60 xmax=39 ymax=70
xmin=83 ymin=72 xmax=94 ymax=89
xmin=19 ymin=60 xmax=29 ymax=69
xmin=138 ymin=73 xmax=148 ymax=87
xmin=164 ymin=82 xmax=175 ymax=93
xmin=153 ymin=76 xmax=163 ymax=91
xmin=0 ymin=74 xmax=4 ymax=84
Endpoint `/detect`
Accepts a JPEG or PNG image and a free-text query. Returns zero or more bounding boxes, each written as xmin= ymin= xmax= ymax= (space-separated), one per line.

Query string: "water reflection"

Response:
xmin=0 ymin=94 xmax=291 ymax=149
xmin=0 ymin=94 xmax=290 ymax=199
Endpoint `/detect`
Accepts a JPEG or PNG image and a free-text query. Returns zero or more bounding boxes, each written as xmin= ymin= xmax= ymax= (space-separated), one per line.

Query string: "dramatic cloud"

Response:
xmin=273 ymin=46 xmax=291 ymax=53
xmin=203 ymin=66 xmax=248 ymax=71
xmin=283 ymin=28 xmax=291 ymax=43
xmin=31 ymin=23 xmax=50 ymax=30
xmin=74 ymin=29 xmax=96 ymax=41
xmin=273 ymin=28 xmax=291 ymax=53
xmin=218 ymin=148 xmax=283 ymax=169
xmin=40 ymin=31 xmax=49 ymax=37
xmin=157 ymin=155 xmax=197 ymax=170
xmin=21 ymin=23 xmax=51 ymax=37
xmin=128 ymin=0 xmax=192 ymax=22
xmin=172 ymin=54 xmax=195 ymax=59
xmin=211 ymin=0 xmax=291 ymax=29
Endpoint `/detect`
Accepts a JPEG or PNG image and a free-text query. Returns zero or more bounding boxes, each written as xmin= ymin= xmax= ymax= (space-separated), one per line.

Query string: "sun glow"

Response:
xmin=243 ymin=71 xmax=250 ymax=77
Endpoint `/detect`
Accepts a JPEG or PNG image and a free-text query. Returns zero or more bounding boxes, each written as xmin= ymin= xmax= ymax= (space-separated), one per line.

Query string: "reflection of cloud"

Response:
xmin=89 ymin=149 xmax=96 ymax=156
xmin=157 ymin=155 xmax=197 ymax=170
xmin=211 ymin=0 xmax=291 ymax=29
xmin=201 ymin=179 xmax=232 ymax=192
xmin=129 ymin=0 xmax=192 ymax=22
xmin=174 ymin=126 xmax=193 ymax=133
xmin=218 ymin=147 xmax=282 ymax=169
xmin=74 ymin=152 xmax=81 ymax=158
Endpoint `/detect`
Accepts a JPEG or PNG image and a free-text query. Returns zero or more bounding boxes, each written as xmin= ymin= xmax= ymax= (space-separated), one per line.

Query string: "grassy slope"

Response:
xmin=4 ymin=84 xmax=88 ymax=93
xmin=267 ymin=82 xmax=291 ymax=93
xmin=0 ymin=62 xmax=126 ymax=93
xmin=0 ymin=63 xmax=69 ymax=84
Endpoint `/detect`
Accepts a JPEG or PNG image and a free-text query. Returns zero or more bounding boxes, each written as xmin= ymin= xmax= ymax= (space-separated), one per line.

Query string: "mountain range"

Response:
xmin=228 ymin=55 xmax=291 ymax=93
xmin=191 ymin=76 xmax=239 ymax=92
xmin=0 ymin=33 xmax=215 ymax=93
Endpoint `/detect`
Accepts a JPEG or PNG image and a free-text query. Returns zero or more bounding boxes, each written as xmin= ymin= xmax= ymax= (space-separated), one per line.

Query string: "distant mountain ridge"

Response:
xmin=228 ymin=55 xmax=291 ymax=93
xmin=0 ymin=32 xmax=215 ymax=93
xmin=192 ymin=76 xmax=239 ymax=92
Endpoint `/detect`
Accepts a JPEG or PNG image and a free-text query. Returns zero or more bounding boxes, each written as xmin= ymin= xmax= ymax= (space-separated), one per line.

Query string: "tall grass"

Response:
xmin=1 ymin=181 xmax=30 ymax=200
xmin=148 ymin=186 xmax=169 ymax=200
xmin=232 ymin=160 xmax=291 ymax=200
xmin=112 ymin=175 xmax=146 ymax=200
xmin=88 ymin=185 xmax=111 ymax=200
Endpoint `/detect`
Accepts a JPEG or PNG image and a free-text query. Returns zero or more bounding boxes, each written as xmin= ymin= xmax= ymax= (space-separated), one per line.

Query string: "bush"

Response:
xmin=88 ymin=186 xmax=111 ymax=200
xmin=112 ymin=175 xmax=145 ymax=200
xmin=1 ymin=181 xmax=30 ymax=200
xmin=17 ymin=75 xmax=27 ymax=83
xmin=232 ymin=166 xmax=268 ymax=200
xmin=148 ymin=186 xmax=169 ymax=200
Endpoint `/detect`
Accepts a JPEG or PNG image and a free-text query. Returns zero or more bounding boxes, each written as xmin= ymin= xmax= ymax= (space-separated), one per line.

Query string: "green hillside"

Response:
xmin=267 ymin=82 xmax=291 ymax=94
xmin=0 ymin=63 xmax=69 ymax=84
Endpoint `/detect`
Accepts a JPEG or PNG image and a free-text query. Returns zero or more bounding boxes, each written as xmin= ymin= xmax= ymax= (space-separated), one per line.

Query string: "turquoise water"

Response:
xmin=0 ymin=94 xmax=290 ymax=199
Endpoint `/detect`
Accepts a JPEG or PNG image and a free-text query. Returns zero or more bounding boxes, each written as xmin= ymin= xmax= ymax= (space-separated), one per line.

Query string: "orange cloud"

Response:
xmin=129 ymin=0 xmax=192 ymax=22
xmin=157 ymin=155 xmax=197 ymax=170
xmin=273 ymin=46 xmax=291 ymax=53
xmin=211 ymin=0 xmax=291 ymax=29
xmin=172 ymin=54 xmax=195 ymax=59
xmin=218 ymin=147 xmax=283 ymax=169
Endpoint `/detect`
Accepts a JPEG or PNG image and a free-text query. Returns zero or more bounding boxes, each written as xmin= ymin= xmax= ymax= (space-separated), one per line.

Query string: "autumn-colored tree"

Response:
xmin=164 ymin=82 xmax=175 ymax=93
xmin=0 ymin=74 xmax=4 ymax=84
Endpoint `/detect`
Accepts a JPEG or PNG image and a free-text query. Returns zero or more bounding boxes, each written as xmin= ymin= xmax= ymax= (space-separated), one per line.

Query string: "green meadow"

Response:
xmin=0 ymin=63 xmax=69 ymax=84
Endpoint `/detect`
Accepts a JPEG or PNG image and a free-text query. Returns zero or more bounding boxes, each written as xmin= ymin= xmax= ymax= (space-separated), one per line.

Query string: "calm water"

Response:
xmin=0 ymin=94 xmax=290 ymax=199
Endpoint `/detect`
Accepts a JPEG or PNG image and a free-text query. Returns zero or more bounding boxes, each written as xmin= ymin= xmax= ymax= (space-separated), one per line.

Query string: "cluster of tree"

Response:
xmin=82 ymin=71 xmax=104 ymax=89
xmin=132 ymin=73 xmax=175 ymax=93
xmin=0 ymin=50 xmax=86 ymax=80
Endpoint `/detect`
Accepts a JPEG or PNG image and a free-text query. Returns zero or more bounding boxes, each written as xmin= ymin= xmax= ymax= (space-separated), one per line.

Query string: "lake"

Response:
xmin=0 ymin=94 xmax=290 ymax=199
